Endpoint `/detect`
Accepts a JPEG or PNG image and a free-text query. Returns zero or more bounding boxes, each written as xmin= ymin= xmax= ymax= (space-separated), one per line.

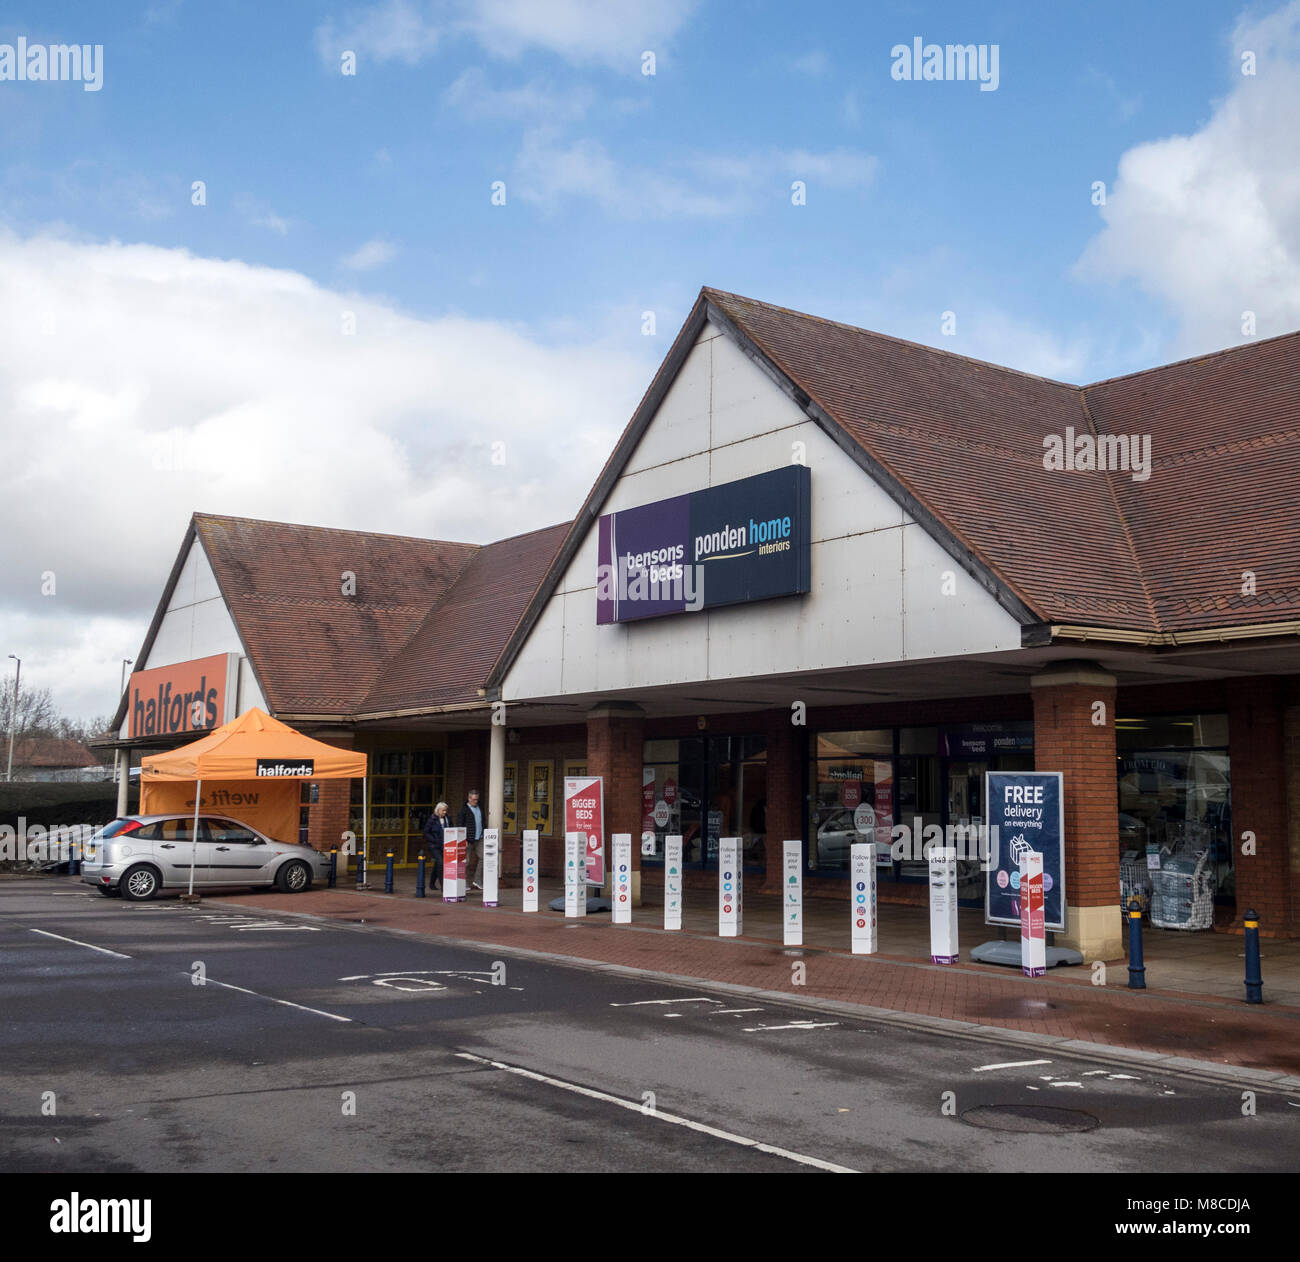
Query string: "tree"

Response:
xmin=0 ymin=678 xmax=58 ymax=745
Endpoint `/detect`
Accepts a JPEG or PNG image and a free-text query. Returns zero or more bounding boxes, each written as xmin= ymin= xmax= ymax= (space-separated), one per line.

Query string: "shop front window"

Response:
xmin=350 ymin=749 xmax=445 ymax=864
xmin=1117 ymin=714 xmax=1231 ymax=901
xmin=642 ymin=735 xmax=766 ymax=870
xmin=810 ymin=730 xmax=893 ymax=875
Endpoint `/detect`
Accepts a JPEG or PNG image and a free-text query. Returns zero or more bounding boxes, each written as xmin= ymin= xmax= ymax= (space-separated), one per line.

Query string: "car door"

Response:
xmin=150 ymin=817 xmax=211 ymax=888
xmin=203 ymin=818 xmax=277 ymax=886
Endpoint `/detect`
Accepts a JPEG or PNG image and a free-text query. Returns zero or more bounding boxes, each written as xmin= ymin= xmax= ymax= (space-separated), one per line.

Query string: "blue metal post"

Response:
xmin=1126 ymin=897 xmax=1146 ymax=990
xmin=1244 ymin=909 xmax=1263 ymax=1004
xmin=328 ymin=848 xmax=338 ymax=889
xmin=356 ymin=846 xmax=366 ymax=888
xmin=416 ymin=854 xmax=426 ymax=898
xmin=385 ymin=851 xmax=395 ymax=894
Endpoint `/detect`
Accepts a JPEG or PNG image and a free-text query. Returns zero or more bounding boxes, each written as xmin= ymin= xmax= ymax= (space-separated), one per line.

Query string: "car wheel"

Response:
xmin=120 ymin=865 xmax=161 ymax=901
xmin=276 ymin=860 xmax=311 ymax=893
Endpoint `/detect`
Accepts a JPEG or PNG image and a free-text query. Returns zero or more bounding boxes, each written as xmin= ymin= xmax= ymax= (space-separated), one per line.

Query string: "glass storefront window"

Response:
xmin=1117 ymin=714 xmax=1231 ymax=899
xmin=350 ymin=749 xmax=446 ymax=863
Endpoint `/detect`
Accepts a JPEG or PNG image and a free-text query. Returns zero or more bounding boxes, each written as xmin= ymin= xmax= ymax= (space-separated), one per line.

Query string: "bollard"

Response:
xmin=328 ymin=848 xmax=338 ymax=889
xmin=1126 ymin=896 xmax=1146 ymax=990
xmin=356 ymin=848 xmax=366 ymax=889
xmin=416 ymin=854 xmax=426 ymax=899
xmin=385 ymin=851 xmax=395 ymax=894
xmin=1244 ymin=908 xmax=1263 ymax=1004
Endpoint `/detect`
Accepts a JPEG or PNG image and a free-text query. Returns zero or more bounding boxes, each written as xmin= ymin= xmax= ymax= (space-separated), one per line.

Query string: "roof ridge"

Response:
xmin=702 ymin=287 xmax=1087 ymax=391
xmin=1082 ymin=327 xmax=1300 ymax=391
xmin=193 ymin=511 xmax=480 ymax=551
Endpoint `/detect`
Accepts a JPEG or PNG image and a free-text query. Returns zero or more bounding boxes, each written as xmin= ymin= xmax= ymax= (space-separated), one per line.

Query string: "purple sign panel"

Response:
xmin=596 ymin=466 xmax=811 ymax=624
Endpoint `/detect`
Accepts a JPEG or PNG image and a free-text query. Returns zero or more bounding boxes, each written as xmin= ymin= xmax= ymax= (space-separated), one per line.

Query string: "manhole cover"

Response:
xmin=961 ymin=1105 xmax=1099 ymax=1134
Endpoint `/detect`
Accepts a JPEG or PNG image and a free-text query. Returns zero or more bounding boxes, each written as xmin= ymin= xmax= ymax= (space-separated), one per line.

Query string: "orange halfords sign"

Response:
xmin=127 ymin=653 xmax=238 ymax=740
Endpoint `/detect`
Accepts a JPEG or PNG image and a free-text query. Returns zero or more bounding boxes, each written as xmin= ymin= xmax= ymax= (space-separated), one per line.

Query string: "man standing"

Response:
xmin=459 ymin=789 xmax=484 ymax=890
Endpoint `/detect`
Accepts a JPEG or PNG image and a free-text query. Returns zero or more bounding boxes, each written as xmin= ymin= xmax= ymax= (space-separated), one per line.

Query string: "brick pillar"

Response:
xmin=1231 ymin=680 xmax=1293 ymax=935
xmin=1286 ymin=704 xmax=1300 ymax=932
xmin=308 ymin=735 xmax=356 ymax=861
xmin=586 ymin=703 xmax=645 ymax=903
xmin=1031 ymin=663 xmax=1122 ymax=959
xmin=762 ymin=711 xmax=802 ymax=892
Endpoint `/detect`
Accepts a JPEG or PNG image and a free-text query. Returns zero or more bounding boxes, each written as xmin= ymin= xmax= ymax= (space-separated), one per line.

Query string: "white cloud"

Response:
xmin=443 ymin=66 xmax=593 ymax=122
xmin=1075 ymin=0 xmax=1300 ymax=353
xmin=515 ymin=134 xmax=877 ymax=217
xmin=791 ymin=50 xmax=828 ymax=76
xmin=0 ymin=230 xmax=653 ymax=720
xmin=315 ymin=0 xmax=697 ymax=70
xmin=340 ymin=237 xmax=397 ymax=269
xmin=234 ymin=193 xmax=290 ymax=236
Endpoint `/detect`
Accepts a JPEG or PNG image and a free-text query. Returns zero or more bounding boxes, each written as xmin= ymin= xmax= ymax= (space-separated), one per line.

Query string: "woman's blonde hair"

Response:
xmin=435 ymin=801 xmax=448 ymax=814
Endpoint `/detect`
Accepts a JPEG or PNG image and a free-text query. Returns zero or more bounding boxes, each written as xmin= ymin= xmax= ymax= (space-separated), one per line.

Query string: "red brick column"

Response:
xmin=1031 ymin=664 xmax=1122 ymax=958
xmin=762 ymin=711 xmax=802 ymax=892
xmin=1230 ymin=679 xmax=1294 ymax=935
xmin=307 ymin=734 xmax=356 ymax=860
xmin=586 ymin=703 xmax=645 ymax=901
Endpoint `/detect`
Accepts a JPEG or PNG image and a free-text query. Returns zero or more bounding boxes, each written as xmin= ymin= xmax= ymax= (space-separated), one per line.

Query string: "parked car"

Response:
xmin=81 ymin=814 xmax=331 ymax=901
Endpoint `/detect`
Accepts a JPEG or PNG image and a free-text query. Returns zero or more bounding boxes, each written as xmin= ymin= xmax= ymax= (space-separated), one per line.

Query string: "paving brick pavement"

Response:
xmin=219 ymin=880 xmax=1300 ymax=1080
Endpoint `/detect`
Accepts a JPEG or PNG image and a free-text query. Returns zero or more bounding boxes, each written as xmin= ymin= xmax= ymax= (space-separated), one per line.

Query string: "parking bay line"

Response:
xmin=455 ymin=1052 xmax=857 ymax=1173
xmin=201 ymin=977 xmax=353 ymax=1023
xmin=29 ymin=928 xmax=131 ymax=959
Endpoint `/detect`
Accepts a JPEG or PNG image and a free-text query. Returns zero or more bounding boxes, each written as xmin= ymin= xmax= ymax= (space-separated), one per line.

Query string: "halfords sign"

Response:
xmin=127 ymin=653 xmax=239 ymax=740
xmin=595 ymin=466 xmax=811 ymax=624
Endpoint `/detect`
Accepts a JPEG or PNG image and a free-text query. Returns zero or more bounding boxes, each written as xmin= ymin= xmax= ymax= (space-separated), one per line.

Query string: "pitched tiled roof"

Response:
xmin=358 ymin=521 xmax=572 ymax=714
xmin=704 ymin=289 xmax=1300 ymax=634
xmin=195 ymin=514 xmax=478 ymax=713
xmin=13 ymin=738 xmax=100 ymax=768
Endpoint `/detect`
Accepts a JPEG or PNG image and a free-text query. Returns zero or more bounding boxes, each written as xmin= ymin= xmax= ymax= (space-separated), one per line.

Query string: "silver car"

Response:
xmin=81 ymin=814 xmax=331 ymax=901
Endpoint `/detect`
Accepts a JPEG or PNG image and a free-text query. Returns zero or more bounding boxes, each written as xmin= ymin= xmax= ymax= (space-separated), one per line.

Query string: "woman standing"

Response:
xmin=422 ymin=802 xmax=449 ymax=890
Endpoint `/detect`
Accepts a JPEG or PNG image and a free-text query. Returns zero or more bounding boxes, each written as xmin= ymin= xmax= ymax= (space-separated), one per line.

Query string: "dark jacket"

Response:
xmin=423 ymin=812 xmax=447 ymax=851
xmin=457 ymin=802 xmax=484 ymax=840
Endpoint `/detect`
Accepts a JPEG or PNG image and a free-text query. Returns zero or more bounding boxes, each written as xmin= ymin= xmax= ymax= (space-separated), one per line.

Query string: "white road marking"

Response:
xmin=29 ymin=928 xmax=131 ymax=959
xmin=742 ymin=1021 xmax=839 ymax=1033
xmin=1047 ymin=1081 xmax=1083 ymax=1088
xmin=203 ymin=977 xmax=352 ymax=1022
xmin=972 ymin=1059 xmax=1052 ymax=1073
xmin=455 ymin=1052 xmax=857 ymax=1173
xmin=609 ymin=997 xmax=722 ymax=1007
xmin=715 ymin=1008 xmax=763 ymax=1015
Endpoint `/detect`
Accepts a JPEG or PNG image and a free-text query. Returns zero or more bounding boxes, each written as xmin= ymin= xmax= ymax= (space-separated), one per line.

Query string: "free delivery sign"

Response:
xmin=595 ymin=466 xmax=811 ymax=624
xmin=985 ymin=771 xmax=1066 ymax=931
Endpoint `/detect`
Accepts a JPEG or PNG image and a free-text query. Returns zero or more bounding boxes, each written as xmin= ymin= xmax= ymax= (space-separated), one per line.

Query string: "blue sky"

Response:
xmin=4 ymin=0 xmax=1300 ymax=718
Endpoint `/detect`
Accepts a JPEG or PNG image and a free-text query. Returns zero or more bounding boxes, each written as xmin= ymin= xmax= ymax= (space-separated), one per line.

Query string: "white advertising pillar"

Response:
xmin=664 ymin=834 xmax=683 ymax=931
xmin=443 ymin=827 xmax=467 ymax=902
xmin=718 ymin=837 xmax=742 ymax=938
xmin=612 ymin=834 xmax=632 ymax=923
xmin=850 ymin=842 xmax=878 ymax=954
xmin=522 ymin=829 xmax=539 ymax=913
xmin=564 ymin=831 xmax=587 ymax=918
xmin=782 ymin=839 xmax=802 ymax=947
xmin=482 ymin=828 xmax=500 ymax=908
xmin=1020 ymin=850 xmax=1046 ymax=977
xmin=929 ymin=845 xmax=959 ymax=964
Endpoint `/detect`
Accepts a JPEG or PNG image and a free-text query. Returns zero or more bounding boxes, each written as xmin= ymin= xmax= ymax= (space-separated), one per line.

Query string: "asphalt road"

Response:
xmin=2 ymin=878 xmax=1297 ymax=1174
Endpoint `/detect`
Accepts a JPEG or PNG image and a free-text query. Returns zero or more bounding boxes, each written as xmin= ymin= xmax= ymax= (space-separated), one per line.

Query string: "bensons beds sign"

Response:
xmin=596 ymin=466 xmax=811 ymax=624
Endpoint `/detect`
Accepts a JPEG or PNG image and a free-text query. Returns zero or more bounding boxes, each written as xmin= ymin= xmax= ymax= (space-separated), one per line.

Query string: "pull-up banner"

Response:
xmin=596 ymin=466 xmax=811 ymax=624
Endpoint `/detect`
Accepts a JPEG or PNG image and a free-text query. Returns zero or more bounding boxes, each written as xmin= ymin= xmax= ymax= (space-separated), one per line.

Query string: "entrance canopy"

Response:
xmin=140 ymin=708 xmax=367 ymax=846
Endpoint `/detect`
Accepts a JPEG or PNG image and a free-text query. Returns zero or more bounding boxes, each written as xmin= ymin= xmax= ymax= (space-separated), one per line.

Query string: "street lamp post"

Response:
xmin=120 ymin=658 xmax=133 ymax=696
xmin=6 ymin=656 xmax=19 ymax=783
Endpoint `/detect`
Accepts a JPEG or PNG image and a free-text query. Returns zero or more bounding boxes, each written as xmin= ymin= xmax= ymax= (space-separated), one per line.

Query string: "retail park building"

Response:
xmin=104 ymin=289 xmax=1300 ymax=959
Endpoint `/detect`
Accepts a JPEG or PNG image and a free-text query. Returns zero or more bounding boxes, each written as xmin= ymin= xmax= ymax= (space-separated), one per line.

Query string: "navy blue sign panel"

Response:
xmin=985 ymin=771 xmax=1066 ymax=930
xmin=596 ymin=465 xmax=811 ymax=623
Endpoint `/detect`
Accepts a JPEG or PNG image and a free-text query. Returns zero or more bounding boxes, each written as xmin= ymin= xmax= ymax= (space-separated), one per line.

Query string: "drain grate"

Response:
xmin=961 ymin=1104 xmax=1099 ymax=1134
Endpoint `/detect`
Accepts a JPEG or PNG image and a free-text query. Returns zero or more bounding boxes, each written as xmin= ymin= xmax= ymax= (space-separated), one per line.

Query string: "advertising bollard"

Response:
xmin=416 ymin=853 xmax=426 ymax=898
xmin=850 ymin=842 xmax=877 ymax=954
xmin=564 ymin=831 xmax=587 ymax=917
xmin=612 ymin=834 xmax=632 ymax=924
xmin=1244 ymin=909 xmax=1263 ymax=1004
xmin=482 ymin=829 xmax=499 ymax=907
xmin=664 ymin=834 xmax=683 ymax=931
xmin=522 ymin=830 xmax=539 ymax=912
xmin=782 ymin=839 xmax=802 ymax=946
xmin=1020 ymin=850 xmax=1046 ymax=977
xmin=928 ymin=846 xmax=959 ymax=963
xmin=1127 ymin=897 xmax=1146 ymax=989
xmin=443 ymin=828 xmax=467 ymax=902
xmin=384 ymin=851 xmax=395 ymax=894
xmin=719 ymin=837 xmax=743 ymax=938
xmin=328 ymin=848 xmax=338 ymax=889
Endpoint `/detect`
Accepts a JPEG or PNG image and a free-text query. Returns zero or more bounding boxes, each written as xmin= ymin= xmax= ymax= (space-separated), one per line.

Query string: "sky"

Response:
xmin=3 ymin=0 xmax=1300 ymax=723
